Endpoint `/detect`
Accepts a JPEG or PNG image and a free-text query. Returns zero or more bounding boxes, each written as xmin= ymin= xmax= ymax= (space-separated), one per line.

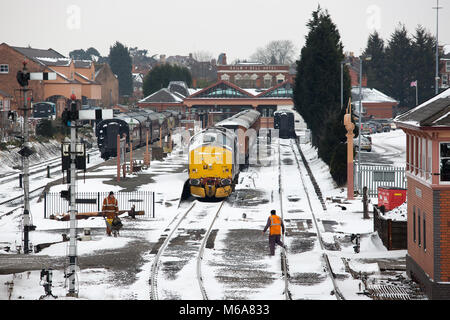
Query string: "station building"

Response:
xmin=395 ymin=88 xmax=450 ymax=299
xmin=137 ymin=79 xmax=294 ymax=128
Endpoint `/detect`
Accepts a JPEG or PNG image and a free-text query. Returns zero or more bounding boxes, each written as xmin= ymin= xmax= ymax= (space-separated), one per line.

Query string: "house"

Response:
xmin=395 ymin=88 xmax=450 ymax=299
xmin=345 ymin=53 xmax=368 ymax=87
xmin=137 ymin=81 xmax=188 ymax=113
xmin=94 ymin=63 xmax=119 ymax=108
xmin=440 ymin=45 xmax=450 ymax=90
xmin=0 ymin=43 xmax=101 ymax=117
xmin=352 ymin=86 xmax=399 ymax=119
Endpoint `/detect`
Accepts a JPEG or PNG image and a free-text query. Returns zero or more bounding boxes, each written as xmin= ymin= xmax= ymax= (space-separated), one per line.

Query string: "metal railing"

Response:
xmin=355 ymin=164 xmax=406 ymax=197
xmin=43 ymin=191 xmax=155 ymax=218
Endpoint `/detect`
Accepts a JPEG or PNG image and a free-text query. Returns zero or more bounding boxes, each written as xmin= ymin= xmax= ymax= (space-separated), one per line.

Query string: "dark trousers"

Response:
xmin=269 ymin=234 xmax=284 ymax=255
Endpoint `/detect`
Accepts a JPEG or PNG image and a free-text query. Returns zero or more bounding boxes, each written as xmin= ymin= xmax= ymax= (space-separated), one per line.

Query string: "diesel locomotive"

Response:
xmin=188 ymin=109 xmax=261 ymax=199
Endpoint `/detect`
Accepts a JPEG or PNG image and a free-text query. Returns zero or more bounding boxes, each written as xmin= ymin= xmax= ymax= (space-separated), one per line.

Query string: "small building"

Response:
xmin=395 ymin=88 xmax=450 ymax=299
xmin=137 ymin=81 xmax=189 ymax=113
xmin=95 ymin=63 xmax=119 ymax=108
xmin=352 ymin=86 xmax=399 ymax=119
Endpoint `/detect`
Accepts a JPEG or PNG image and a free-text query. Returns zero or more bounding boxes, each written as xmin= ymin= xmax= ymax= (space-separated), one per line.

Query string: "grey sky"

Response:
xmin=1 ymin=0 xmax=449 ymax=62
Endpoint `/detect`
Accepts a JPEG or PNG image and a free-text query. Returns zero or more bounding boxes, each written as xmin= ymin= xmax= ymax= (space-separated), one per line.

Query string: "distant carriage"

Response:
xmin=274 ymin=109 xmax=296 ymax=139
xmin=95 ymin=109 xmax=181 ymax=160
xmin=33 ymin=102 xmax=56 ymax=119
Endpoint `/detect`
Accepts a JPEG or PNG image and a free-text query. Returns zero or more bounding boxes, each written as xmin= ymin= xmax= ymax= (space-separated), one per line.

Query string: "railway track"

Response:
xmin=287 ymin=138 xmax=345 ymax=300
xmin=149 ymin=199 xmax=225 ymax=300
xmin=0 ymin=148 xmax=100 ymax=185
xmin=277 ymin=139 xmax=291 ymax=300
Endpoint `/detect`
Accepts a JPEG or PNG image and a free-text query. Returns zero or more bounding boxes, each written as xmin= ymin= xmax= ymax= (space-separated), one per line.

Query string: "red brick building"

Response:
xmin=395 ymin=88 xmax=450 ymax=299
xmin=352 ymin=86 xmax=398 ymax=119
xmin=216 ymin=54 xmax=294 ymax=89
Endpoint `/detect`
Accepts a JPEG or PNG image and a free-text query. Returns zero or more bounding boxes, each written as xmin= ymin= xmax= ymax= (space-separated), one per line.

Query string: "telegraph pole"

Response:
xmin=434 ymin=0 xmax=443 ymax=95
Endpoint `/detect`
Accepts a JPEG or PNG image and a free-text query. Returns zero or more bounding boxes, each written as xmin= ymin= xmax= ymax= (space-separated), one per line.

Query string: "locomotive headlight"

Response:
xmin=221 ymin=178 xmax=231 ymax=186
xmin=190 ymin=179 xmax=200 ymax=186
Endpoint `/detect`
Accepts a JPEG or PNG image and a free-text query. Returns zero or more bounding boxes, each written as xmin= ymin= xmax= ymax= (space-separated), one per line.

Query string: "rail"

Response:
xmin=277 ymin=139 xmax=291 ymax=300
xmin=290 ymin=139 xmax=345 ymax=300
xmin=196 ymin=200 xmax=225 ymax=300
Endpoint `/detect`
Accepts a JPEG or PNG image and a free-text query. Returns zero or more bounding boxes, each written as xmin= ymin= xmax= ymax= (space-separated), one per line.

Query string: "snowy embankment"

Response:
xmin=0 ymin=140 xmax=62 ymax=175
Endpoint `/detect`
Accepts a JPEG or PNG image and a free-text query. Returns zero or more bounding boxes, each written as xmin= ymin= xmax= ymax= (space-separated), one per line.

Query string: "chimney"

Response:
xmin=160 ymin=54 xmax=166 ymax=63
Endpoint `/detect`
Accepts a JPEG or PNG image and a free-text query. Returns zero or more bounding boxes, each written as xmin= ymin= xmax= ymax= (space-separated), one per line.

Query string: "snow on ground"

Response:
xmin=0 ymin=130 xmax=410 ymax=300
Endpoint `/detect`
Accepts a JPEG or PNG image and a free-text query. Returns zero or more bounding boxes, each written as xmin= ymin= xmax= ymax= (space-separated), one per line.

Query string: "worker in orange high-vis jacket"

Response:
xmin=102 ymin=191 xmax=118 ymax=236
xmin=262 ymin=209 xmax=287 ymax=255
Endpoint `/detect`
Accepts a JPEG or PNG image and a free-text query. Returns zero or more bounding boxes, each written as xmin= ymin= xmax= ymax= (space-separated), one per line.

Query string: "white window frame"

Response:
xmin=446 ymin=61 xmax=450 ymax=73
xmin=442 ymin=74 xmax=449 ymax=86
xmin=0 ymin=64 xmax=9 ymax=74
xmin=439 ymin=142 xmax=450 ymax=184
xmin=427 ymin=139 xmax=432 ymax=182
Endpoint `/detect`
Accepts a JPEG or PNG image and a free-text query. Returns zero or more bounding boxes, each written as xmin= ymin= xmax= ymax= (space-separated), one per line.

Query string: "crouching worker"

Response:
xmin=262 ymin=209 xmax=286 ymax=256
xmin=102 ymin=191 xmax=118 ymax=236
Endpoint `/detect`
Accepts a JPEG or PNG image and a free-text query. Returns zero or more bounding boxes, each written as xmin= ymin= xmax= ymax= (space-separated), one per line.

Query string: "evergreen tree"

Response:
xmin=363 ymin=31 xmax=386 ymax=92
xmin=411 ymin=26 xmax=436 ymax=105
xmin=108 ymin=41 xmax=133 ymax=96
xmin=293 ymin=6 xmax=351 ymax=186
xmin=143 ymin=64 xmax=192 ymax=96
xmin=384 ymin=24 xmax=414 ymax=108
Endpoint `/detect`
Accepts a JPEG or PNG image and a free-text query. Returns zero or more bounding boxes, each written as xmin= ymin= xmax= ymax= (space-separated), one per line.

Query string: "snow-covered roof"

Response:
xmin=35 ymin=57 xmax=72 ymax=66
xmin=139 ymin=88 xmax=184 ymax=104
xmin=351 ymin=87 xmax=398 ymax=104
xmin=395 ymin=88 xmax=450 ymax=127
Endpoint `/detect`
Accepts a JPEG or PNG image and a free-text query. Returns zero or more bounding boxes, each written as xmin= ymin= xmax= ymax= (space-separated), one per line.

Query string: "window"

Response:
xmin=446 ymin=61 xmax=450 ymax=73
xmin=421 ymin=138 xmax=426 ymax=177
xmin=423 ymin=214 xmax=426 ymax=251
xmin=0 ymin=100 xmax=3 ymax=111
xmin=427 ymin=140 xmax=432 ymax=180
xmin=418 ymin=209 xmax=421 ymax=247
xmin=0 ymin=64 xmax=9 ymax=73
xmin=440 ymin=142 xmax=450 ymax=182
xmin=443 ymin=74 xmax=449 ymax=86
xmin=413 ymin=206 xmax=416 ymax=243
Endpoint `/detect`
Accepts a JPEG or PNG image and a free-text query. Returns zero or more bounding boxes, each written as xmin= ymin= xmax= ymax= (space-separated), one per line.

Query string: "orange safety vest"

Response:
xmin=270 ymin=215 xmax=282 ymax=235
xmin=102 ymin=196 xmax=118 ymax=219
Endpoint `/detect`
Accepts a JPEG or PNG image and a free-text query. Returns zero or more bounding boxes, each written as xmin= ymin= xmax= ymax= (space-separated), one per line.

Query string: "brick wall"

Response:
xmin=438 ymin=189 xmax=450 ymax=282
xmin=0 ymin=44 xmax=46 ymax=111
xmin=407 ymin=177 xmax=434 ymax=279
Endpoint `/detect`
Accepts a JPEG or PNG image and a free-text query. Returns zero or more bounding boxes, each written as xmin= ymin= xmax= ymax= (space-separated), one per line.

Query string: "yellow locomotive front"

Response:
xmin=188 ymin=128 xmax=239 ymax=198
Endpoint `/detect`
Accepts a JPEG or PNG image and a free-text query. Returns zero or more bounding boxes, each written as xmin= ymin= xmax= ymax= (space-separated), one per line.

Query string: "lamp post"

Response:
xmin=358 ymin=55 xmax=371 ymax=194
xmin=341 ymin=61 xmax=351 ymax=110
xmin=433 ymin=0 xmax=443 ymax=95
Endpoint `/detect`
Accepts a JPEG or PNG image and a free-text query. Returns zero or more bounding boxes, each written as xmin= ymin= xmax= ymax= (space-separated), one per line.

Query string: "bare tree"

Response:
xmin=192 ymin=50 xmax=214 ymax=62
xmin=250 ymin=40 xmax=296 ymax=64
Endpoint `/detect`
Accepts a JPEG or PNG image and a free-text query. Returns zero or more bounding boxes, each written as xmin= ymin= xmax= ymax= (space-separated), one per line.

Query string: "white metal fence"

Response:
xmin=355 ymin=164 xmax=406 ymax=197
